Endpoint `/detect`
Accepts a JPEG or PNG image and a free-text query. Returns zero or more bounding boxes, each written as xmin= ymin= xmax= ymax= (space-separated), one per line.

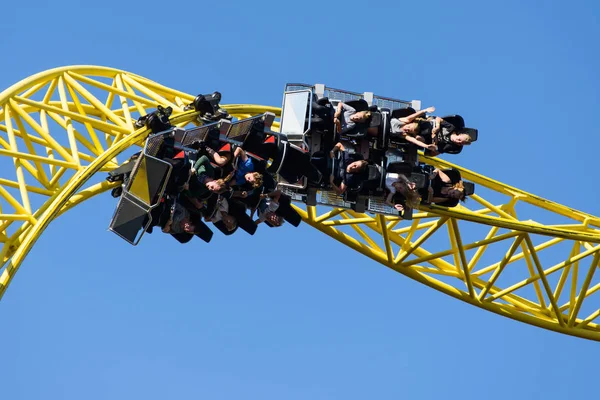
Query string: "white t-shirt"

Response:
xmin=390 ymin=118 xmax=407 ymax=134
xmin=257 ymin=198 xmax=280 ymax=222
xmin=385 ymin=173 xmax=402 ymax=194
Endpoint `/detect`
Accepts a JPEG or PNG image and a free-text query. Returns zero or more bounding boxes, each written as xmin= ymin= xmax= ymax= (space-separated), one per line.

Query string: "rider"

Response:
xmin=333 ymin=102 xmax=372 ymax=134
xmin=390 ymin=106 xmax=437 ymax=151
xmin=329 ymin=142 xmax=369 ymax=195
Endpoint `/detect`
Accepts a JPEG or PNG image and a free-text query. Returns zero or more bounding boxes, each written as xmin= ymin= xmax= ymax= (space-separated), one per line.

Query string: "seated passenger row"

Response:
xmin=309 ymin=97 xmax=477 ymax=156
xmin=315 ymin=141 xmax=471 ymax=214
xmin=157 ymin=144 xmax=301 ymax=243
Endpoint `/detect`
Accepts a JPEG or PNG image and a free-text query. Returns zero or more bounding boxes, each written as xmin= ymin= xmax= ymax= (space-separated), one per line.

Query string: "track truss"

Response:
xmin=1 ymin=66 xmax=600 ymax=341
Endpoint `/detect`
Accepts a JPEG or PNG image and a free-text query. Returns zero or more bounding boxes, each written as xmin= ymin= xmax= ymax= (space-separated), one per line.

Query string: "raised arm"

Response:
xmin=333 ymin=103 xmax=347 ymax=133
xmin=399 ymin=106 xmax=436 ymax=124
xmin=335 ymin=102 xmax=344 ymax=117
xmin=270 ymin=190 xmax=281 ymax=202
xmin=207 ymin=148 xmax=230 ymax=167
xmin=330 ymin=142 xmax=346 ymax=158
xmin=403 ymin=135 xmax=437 ymax=151
xmin=436 ymin=169 xmax=452 ymax=184
xmin=385 ymin=192 xmax=394 ymax=207
xmin=233 ymin=146 xmax=248 ymax=163
xmin=329 ymin=175 xmax=346 ymax=195
xmin=192 ymin=155 xmax=211 ymax=172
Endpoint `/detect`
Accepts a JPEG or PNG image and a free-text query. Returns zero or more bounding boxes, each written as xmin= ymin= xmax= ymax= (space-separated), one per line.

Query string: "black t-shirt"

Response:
xmin=435 ymin=120 xmax=464 ymax=154
xmin=334 ymin=152 xmax=367 ymax=190
xmin=436 ymin=120 xmax=456 ymax=141
xmin=418 ymin=120 xmax=434 ymax=144
xmin=430 ymin=168 xmax=461 ymax=207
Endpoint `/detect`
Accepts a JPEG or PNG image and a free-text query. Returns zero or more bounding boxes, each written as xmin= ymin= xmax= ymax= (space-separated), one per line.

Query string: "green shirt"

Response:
xmin=184 ymin=156 xmax=216 ymax=199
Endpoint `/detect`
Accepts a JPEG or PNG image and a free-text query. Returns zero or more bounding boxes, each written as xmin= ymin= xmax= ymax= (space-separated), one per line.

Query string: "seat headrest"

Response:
xmin=369 ymin=112 xmax=382 ymax=128
xmin=461 ymin=127 xmax=478 ymax=142
xmin=346 ymin=99 xmax=369 ymax=112
xmin=386 ymin=162 xmax=412 ymax=175
xmin=409 ymin=173 xmax=428 ymax=189
xmin=391 ymin=107 xmax=416 ymax=119
xmin=367 ymin=165 xmax=380 ymax=180
xmin=418 ymin=119 xmax=433 ymax=137
xmin=463 ymin=181 xmax=475 ymax=196
xmin=442 ymin=115 xmax=465 ymax=130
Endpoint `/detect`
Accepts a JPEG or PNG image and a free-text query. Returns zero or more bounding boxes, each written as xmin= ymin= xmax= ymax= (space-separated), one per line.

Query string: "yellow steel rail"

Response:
xmin=1 ymin=66 xmax=600 ymax=341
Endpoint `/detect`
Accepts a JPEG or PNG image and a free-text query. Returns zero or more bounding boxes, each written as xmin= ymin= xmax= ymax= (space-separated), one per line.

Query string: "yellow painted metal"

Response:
xmin=2 ymin=67 xmax=600 ymax=342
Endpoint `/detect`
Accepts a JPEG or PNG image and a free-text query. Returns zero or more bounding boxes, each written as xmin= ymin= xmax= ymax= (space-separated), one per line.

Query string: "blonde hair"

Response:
xmin=212 ymin=179 xmax=227 ymax=192
xmin=405 ymin=189 xmax=422 ymax=209
xmin=394 ymin=180 xmax=421 ymax=209
xmin=452 ymin=180 xmax=467 ymax=202
xmin=411 ymin=122 xmax=421 ymax=134
xmin=250 ymin=172 xmax=263 ymax=188
xmin=402 ymin=121 xmax=420 ymax=136
xmin=459 ymin=133 xmax=473 ymax=144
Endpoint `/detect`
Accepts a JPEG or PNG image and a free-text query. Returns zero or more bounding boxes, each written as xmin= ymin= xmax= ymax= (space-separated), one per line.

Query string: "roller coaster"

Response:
xmin=2 ymin=66 xmax=600 ymax=342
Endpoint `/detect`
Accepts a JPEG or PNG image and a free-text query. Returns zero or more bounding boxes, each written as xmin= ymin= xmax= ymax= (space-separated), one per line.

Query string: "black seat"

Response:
xmin=345 ymin=99 xmax=369 ymax=112
xmin=211 ymin=198 xmax=256 ymax=236
xmin=170 ymin=232 xmax=194 ymax=244
xmin=275 ymin=193 xmax=302 ymax=227
xmin=386 ymin=162 xmax=413 ymax=175
xmin=358 ymin=165 xmax=382 ymax=193
xmin=441 ymin=115 xmax=465 ymax=130
xmin=229 ymin=199 xmax=258 ymax=235
xmin=463 ymin=181 xmax=476 ymax=196
xmin=213 ymin=221 xmax=238 ymax=236
xmin=462 ymin=127 xmax=478 ymax=142
xmin=409 ymin=173 xmax=428 ymax=189
xmin=192 ymin=219 xmax=214 ymax=243
xmin=266 ymin=141 xmax=322 ymax=185
xmin=390 ymin=107 xmax=416 ymax=119
xmin=369 ymin=111 xmax=382 ymax=128
xmin=366 ymin=165 xmax=380 ymax=181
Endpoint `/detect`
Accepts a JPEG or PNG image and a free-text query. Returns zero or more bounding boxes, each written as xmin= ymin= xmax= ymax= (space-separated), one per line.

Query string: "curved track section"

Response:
xmin=1 ymin=66 xmax=600 ymax=341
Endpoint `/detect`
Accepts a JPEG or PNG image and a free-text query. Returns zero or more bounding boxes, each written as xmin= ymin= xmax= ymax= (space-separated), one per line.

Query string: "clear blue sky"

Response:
xmin=3 ymin=1 xmax=600 ymax=399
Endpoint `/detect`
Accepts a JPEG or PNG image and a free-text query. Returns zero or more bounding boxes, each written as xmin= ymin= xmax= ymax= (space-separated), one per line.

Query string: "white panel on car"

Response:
xmin=280 ymin=90 xmax=311 ymax=137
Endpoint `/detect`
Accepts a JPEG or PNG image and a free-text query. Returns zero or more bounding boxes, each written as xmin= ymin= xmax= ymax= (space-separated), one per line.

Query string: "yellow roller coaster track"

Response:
xmin=2 ymin=66 xmax=600 ymax=341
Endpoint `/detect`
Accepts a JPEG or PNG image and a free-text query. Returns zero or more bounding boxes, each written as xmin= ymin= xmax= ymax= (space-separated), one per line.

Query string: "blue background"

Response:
xmin=3 ymin=0 xmax=600 ymax=399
